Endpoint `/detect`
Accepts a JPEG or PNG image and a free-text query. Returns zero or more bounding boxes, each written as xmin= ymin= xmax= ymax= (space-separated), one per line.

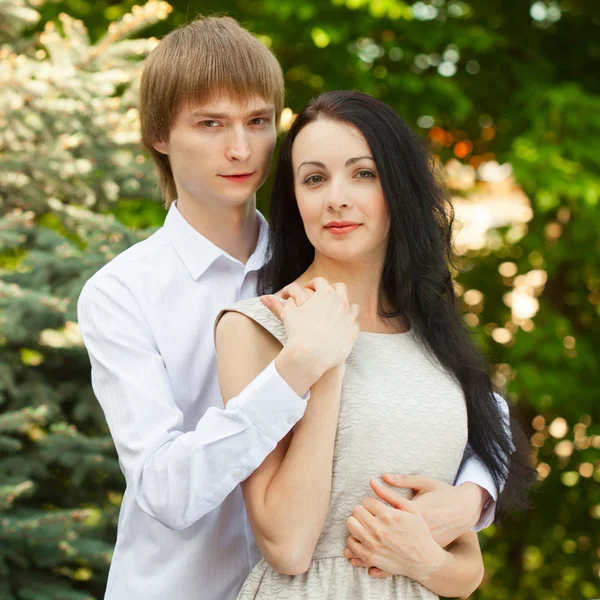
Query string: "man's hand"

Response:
xmin=261 ymin=278 xmax=360 ymax=396
xmin=380 ymin=473 xmax=490 ymax=548
xmin=343 ymin=479 xmax=444 ymax=580
xmin=345 ymin=473 xmax=490 ymax=577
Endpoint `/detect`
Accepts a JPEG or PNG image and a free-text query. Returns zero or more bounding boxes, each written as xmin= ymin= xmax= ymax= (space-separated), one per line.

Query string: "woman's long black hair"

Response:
xmin=259 ymin=90 xmax=534 ymax=515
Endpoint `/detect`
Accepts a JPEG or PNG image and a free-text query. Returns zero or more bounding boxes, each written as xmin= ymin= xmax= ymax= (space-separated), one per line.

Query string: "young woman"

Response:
xmin=215 ymin=90 xmax=531 ymax=599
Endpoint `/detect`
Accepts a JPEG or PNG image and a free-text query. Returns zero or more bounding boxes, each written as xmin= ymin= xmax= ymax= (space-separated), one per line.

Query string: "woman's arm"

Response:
xmin=216 ymin=311 xmax=344 ymax=575
xmin=420 ymin=532 xmax=484 ymax=598
xmin=345 ymin=479 xmax=483 ymax=598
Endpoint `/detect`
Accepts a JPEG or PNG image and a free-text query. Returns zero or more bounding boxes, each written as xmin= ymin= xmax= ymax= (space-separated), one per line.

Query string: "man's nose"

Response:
xmin=226 ymin=126 xmax=251 ymax=162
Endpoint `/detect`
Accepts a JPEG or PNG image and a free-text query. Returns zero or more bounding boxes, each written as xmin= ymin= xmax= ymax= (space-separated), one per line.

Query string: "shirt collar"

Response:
xmin=164 ymin=201 xmax=269 ymax=280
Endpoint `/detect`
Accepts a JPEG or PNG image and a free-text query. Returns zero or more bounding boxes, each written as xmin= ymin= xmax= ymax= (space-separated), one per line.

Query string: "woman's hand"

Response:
xmin=382 ymin=473 xmax=491 ymax=547
xmin=344 ymin=478 xmax=445 ymax=581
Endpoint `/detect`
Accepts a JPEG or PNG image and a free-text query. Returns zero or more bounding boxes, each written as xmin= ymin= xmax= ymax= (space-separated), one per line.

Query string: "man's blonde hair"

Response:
xmin=139 ymin=16 xmax=285 ymax=206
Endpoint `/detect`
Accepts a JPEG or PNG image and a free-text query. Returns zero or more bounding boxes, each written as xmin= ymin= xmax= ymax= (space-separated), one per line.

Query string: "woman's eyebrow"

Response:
xmin=297 ymin=160 xmax=326 ymax=174
xmin=345 ymin=156 xmax=375 ymax=166
xmin=296 ymin=156 xmax=375 ymax=174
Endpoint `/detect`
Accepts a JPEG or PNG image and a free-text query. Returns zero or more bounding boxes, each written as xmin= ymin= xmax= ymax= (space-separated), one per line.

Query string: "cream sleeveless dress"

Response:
xmin=218 ymin=297 xmax=468 ymax=600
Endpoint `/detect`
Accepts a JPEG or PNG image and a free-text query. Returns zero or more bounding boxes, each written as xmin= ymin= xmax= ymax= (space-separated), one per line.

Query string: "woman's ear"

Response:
xmin=154 ymin=139 xmax=169 ymax=155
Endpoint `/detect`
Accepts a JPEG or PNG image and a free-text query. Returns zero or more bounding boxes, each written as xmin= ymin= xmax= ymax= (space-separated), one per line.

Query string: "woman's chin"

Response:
xmin=317 ymin=247 xmax=366 ymax=263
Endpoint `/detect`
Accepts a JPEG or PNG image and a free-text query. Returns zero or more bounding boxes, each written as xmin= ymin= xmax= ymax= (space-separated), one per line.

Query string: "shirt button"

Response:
xmin=233 ymin=470 xmax=244 ymax=480
xmin=286 ymin=416 xmax=296 ymax=426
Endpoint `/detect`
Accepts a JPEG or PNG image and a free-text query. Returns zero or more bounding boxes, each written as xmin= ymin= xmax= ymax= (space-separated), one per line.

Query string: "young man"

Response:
xmin=78 ymin=16 xmax=505 ymax=600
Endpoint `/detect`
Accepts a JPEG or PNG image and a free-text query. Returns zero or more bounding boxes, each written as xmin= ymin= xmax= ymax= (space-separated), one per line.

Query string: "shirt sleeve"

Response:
xmin=453 ymin=392 xmax=512 ymax=531
xmin=77 ymin=275 xmax=308 ymax=531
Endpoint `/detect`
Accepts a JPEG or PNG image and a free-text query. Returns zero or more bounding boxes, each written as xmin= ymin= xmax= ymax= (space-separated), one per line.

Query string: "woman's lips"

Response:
xmin=220 ymin=172 xmax=255 ymax=182
xmin=325 ymin=224 xmax=361 ymax=235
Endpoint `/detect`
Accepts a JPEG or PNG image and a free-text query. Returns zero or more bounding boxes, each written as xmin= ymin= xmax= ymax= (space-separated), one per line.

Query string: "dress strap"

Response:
xmin=214 ymin=297 xmax=288 ymax=346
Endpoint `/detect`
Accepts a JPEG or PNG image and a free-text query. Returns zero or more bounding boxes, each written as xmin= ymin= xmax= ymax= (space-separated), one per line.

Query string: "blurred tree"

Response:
xmin=0 ymin=1 xmax=168 ymax=597
xmin=1 ymin=0 xmax=599 ymax=598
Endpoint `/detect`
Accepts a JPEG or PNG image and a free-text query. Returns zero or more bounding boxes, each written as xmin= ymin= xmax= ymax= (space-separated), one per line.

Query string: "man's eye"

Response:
xmin=200 ymin=120 xmax=220 ymax=128
xmin=250 ymin=117 xmax=267 ymax=125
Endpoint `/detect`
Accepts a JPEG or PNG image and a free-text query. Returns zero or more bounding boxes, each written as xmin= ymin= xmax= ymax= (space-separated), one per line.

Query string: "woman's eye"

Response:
xmin=356 ymin=170 xmax=376 ymax=179
xmin=304 ymin=175 xmax=324 ymax=185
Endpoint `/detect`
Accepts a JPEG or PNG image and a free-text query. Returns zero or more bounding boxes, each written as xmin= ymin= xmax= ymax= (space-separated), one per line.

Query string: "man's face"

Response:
xmin=154 ymin=94 xmax=277 ymax=209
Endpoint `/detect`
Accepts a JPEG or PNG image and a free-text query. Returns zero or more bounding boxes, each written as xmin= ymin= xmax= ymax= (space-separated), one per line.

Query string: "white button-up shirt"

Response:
xmin=77 ymin=202 xmax=499 ymax=600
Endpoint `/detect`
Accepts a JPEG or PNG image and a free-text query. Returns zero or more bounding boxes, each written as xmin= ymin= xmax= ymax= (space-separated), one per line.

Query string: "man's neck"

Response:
xmin=175 ymin=195 xmax=259 ymax=265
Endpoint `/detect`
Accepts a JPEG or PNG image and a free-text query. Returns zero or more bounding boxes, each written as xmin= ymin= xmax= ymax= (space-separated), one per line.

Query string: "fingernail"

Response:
xmin=260 ymin=296 xmax=271 ymax=308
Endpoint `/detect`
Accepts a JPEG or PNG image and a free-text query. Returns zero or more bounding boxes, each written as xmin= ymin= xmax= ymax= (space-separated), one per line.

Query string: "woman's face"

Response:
xmin=292 ymin=118 xmax=390 ymax=264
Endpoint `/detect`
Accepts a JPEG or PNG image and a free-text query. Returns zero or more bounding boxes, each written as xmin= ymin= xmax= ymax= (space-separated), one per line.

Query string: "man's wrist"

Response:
xmin=275 ymin=343 xmax=324 ymax=397
xmin=459 ymin=482 xmax=491 ymax=528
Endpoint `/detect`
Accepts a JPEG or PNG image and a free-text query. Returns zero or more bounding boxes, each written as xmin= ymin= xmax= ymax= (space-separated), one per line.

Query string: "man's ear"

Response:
xmin=154 ymin=139 xmax=169 ymax=155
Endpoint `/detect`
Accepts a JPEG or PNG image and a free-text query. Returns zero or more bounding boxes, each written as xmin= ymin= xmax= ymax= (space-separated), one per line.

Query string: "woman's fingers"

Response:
xmin=352 ymin=504 xmax=379 ymax=529
xmin=368 ymin=567 xmax=391 ymax=578
xmin=332 ymin=282 xmax=349 ymax=308
xmin=345 ymin=544 xmax=369 ymax=569
xmin=304 ymin=276 xmax=332 ymax=293
xmin=260 ymin=295 xmax=284 ymax=319
xmin=346 ymin=515 xmax=367 ymax=542
xmin=346 ymin=535 xmax=366 ymax=560
xmin=370 ymin=478 xmax=420 ymax=514
xmin=361 ymin=496 xmax=388 ymax=517
xmin=280 ymin=282 xmax=311 ymax=306
xmin=351 ymin=558 xmax=369 ymax=568
xmin=349 ymin=303 xmax=361 ymax=320
xmin=383 ymin=473 xmax=438 ymax=493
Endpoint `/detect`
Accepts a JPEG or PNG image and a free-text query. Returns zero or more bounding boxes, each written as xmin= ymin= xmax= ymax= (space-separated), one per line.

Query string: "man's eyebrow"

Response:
xmin=246 ymin=106 xmax=276 ymax=117
xmin=188 ymin=105 xmax=275 ymax=119
xmin=296 ymin=156 xmax=375 ymax=174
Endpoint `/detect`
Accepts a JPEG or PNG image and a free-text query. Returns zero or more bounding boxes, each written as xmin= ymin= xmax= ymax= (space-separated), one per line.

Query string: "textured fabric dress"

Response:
xmin=218 ymin=297 xmax=469 ymax=600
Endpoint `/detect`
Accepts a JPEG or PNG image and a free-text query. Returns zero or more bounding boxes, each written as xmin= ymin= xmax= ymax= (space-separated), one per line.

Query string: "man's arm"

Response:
xmin=77 ymin=276 xmax=310 ymax=531
xmin=453 ymin=392 xmax=513 ymax=530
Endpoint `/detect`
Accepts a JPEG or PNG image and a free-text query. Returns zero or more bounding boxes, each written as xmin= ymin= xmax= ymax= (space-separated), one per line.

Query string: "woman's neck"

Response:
xmin=297 ymin=253 xmax=408 ymax=334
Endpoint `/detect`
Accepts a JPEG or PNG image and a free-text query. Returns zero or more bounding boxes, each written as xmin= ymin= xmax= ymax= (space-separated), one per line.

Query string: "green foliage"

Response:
xmin=1 ymin=0 xmax=598 ymax=597
xmin=0 ymin=2 xmax=165 ymax=597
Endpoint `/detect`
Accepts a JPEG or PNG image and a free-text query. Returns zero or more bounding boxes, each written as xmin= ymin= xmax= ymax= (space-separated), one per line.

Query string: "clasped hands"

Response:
xmin=344 ymin=473 xmax=489 ymax=579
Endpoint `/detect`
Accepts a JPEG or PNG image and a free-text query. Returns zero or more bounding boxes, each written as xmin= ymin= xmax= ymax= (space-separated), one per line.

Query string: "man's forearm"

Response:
xmin=131 ymin=397 xmax=286 ymax=529
xmin=453 ymin=392 xmax=513 ymax=531
xmin=457 ymin=482 xmax=492 ymax=531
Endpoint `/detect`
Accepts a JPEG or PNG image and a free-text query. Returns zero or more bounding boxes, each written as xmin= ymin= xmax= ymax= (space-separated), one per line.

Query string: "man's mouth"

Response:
xmin=219 ymin=172 xmax=255 ymax=183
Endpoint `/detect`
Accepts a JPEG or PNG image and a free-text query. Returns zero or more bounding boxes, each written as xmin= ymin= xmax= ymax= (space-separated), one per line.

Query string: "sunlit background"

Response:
xmin=0 ymin=0 xmax=598 ymax=598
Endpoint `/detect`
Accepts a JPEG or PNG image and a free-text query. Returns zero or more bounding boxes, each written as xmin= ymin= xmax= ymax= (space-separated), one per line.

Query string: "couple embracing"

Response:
xmin=78 ymin=15 xmax=532 ymax=600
